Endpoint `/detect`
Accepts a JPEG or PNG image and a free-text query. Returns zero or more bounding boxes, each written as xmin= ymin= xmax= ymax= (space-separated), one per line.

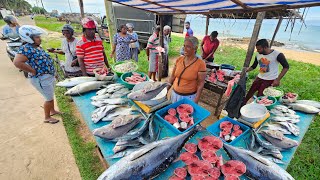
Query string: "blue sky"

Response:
xmin=26 ymin=0 xmax=320 ymax=20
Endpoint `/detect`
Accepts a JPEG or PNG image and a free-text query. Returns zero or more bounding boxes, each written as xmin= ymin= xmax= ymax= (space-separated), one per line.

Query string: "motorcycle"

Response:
xmin=1 ymin=33 xmax=28 ymax=78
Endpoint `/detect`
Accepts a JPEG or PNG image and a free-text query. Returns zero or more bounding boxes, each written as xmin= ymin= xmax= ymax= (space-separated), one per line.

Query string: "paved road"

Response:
xmin=0 ymin=16 xmax=81 ymax=180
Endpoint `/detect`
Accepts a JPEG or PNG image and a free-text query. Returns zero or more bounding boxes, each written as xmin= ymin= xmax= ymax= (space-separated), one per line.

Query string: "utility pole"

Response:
xmin=78 ymin=0 xmax=84 ymax=18
xmin=68 ymin=0 xmax=73 ymax=13
xmin=104 ymin=0 xmax=116 ymax=45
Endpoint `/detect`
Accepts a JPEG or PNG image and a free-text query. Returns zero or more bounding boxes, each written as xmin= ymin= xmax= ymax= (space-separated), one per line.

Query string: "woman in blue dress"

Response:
xmin=126 ymin=23 xmax=139 ymax=62
xmin=110 ymin=24 xmax=137 ymax=62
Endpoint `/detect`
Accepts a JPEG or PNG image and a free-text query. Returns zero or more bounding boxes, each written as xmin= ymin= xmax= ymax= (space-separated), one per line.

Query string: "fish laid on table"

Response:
xmin=263 ymin=123 xmax=292 ymax=135
xmin=270 ymin=116 xmax=300 ymax=124
xmin=65 ymin=81 xmax=110 ymax=95
xmin=93 ymin=115 xmax=142 ymax=141
xmin=91 ymin=94 xmax=111 ymax=101
xmin=260 ymin=130 xmax=299 ymax=150
xmin=97 ymin=126 xmax=198 ymax=180
xmin=102 ymin=107 xmax=133 ymax=122
xmin=223 ymin=143 xmax=294 ymax=180
xmin=295 ymin=100 xmax=320 ymax=109
xmin=107 ymin=148 xmax=138 ymax=159
xmin=56 ymin=76 xmax=97 ymax=87
xmin=272 ymin=121 xmax=300 ymax=136
xmin=115 ymin=116 xmax=151 ymax=141
xmin=91 ymin=105 xmax=120 ymax=123
xmin=91 ymin=98 xmax=128 ymax=107
xmin=127 ymin=82 xmax=168 ymax=101
xmin=260 ymin=148 xmax=283 ymax=160
xmin=287 ymin=103 xmax=320 ymax=114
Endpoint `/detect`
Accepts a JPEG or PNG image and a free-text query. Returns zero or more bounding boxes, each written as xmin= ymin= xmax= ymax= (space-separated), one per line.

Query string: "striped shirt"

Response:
xmin=147 ymin=33 xmax=159 ymax=54
xmin=76 ymin=36 xmax=105 ymax=74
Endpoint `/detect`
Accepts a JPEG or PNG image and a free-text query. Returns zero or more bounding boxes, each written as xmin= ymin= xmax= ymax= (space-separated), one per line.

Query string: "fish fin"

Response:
xmin=248 ymin=153 xmax=272 ymax=166
xmin=129 ymin=144 xmax=159 ymax=161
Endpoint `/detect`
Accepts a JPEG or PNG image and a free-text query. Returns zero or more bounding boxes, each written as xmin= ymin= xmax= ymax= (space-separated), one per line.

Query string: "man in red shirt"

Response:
xmin=201 ymin=31 xmax=219 ymax=62
xmin=76 ymin=17 xmax=109 ymax=76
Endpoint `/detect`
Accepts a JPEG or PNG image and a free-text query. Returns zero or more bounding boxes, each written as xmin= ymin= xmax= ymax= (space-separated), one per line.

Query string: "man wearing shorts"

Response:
xmin=244 ymin=39 xmax=289 ymax=103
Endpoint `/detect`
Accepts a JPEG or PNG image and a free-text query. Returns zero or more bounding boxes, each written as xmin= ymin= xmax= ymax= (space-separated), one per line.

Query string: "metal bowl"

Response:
xmin=240 ymin=103 xmax=268 ymax=123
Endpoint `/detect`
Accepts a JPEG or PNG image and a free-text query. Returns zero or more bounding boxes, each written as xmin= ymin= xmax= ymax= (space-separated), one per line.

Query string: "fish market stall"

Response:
xmin=61 ymin=73 xmax=318 ymax=179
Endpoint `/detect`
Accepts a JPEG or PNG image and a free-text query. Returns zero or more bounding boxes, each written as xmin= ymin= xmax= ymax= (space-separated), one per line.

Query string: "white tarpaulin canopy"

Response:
xmin=108 ymin=0 xmax=320 ymax=14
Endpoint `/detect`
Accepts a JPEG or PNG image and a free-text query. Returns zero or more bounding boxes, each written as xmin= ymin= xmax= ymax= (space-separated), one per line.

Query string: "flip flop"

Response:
xmin=44 ymin=119 xmax=60 ymax=124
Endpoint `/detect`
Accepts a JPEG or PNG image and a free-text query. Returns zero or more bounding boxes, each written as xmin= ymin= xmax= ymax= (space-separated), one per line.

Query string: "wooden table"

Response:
xmin=204 ymin=80 xmax=228 ymax=116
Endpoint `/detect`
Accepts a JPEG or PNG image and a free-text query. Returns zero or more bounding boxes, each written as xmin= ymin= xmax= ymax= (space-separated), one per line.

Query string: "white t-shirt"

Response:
xmin=257 ymin=50 xmax=281 ymax=80
xmin=61 ymin=38 xmax=81 ymax=72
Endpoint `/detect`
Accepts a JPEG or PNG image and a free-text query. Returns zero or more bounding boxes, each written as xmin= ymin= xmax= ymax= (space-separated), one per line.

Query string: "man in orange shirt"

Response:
xmin=201 ymin=31 xmax=219 ymax=62
xmin=76 ymin=17 xmax=109 ymax=76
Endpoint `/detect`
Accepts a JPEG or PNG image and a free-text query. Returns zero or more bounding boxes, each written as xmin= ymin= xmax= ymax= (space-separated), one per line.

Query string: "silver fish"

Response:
xmin=56 ymin=76 xmax=97 ymax=87
xmin=93 ymin=115 xmax=142 ymax=140
xmin=273 ymin=121 xmax=300 ymax=136
xmin=127 ymin=82 xmax=168 ymax=101
xmin=287 ymin=103 xmax=320 ymax=114
xmin=296 ymin=100 xmax=320 ymax=109
xmin=116 ymin=116 xmax=151 ymax=141
xmin=91 ymin=98 xmax=129 ymax=107
xmin=223 ymin=143 xmax=294 ymax=180
xmin=97 ymin=126 xmax=198 ymax=180
xmin=263 ymin=123 xmax=292 ymax=135
xmin=252 ymin=130 xmax=278 ymax=150
xmin=260 ymin=148 xmax=283 ymax=160
xmin=260 ymin=130 xmax=299 ymax=150
xmin=65 ymin=81 xmax=109 ymax=95
xmin=102 ymin=107 xmax=133 ymax=121
xmin=91 ymin=94 xmax=112 ymax=101
xmin=106 ymin=148 xmax=138 ymax=159
xmin=263 ymin=156 xmax=285 ymax=164
xmin=271 ymin=116 xmax=300 ymax=124
xmin=113 ymin=143 xmax=127 ymax=154
xmin=107 ymin=86 xmax=126 ymax=94
xmin=91 ymin=105 xmax=120 ymax=123
xmin=96 ymin=88 xmax=109 ymax=96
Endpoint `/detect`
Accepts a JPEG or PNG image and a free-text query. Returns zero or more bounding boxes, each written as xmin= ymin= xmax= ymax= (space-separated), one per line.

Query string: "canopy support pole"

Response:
xmin=104 ymin=0 xmax=116 ymax=45
xmin=205 ymin=15 xmax=210 ymax=35
xmin=78 ymin=0 xmax=84 ymax=18
xmin=241 ymin=11 xmax=265 ymax=77
xmin=158 ymin=15 xmax=164 ymax=81
xmin=270 ymin=16 xmax=283 ymax=48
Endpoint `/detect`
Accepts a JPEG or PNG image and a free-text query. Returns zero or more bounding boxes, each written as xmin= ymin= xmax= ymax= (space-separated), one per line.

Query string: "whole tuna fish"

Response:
xmin=223 ymin=143 xmax=294 ymax=180
xmin=287 ymin=103 xmax=320 ymax=114
xmin=56 ymin=76 xmax=97 ymax=87
xmin=97 ymin=126 xmax=197 ymax=180
xmin=65 ymin=81 xmax=109 ymax=95
xmin=93 ymin=115 xmax=142 ymax=140
xmin=260 ymin=130 xmax=299 ymax=150
xmin=295 ymin=100 xmax=320 ymax=109
xmin=127 ymin=82 xmax=168 ymax=101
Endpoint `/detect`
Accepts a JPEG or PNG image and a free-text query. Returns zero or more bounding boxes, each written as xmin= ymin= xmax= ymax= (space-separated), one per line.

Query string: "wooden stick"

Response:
xmin=270 ymin=16 xmax=283 ymax=48
xmin=241 ymin=11 xmax=265 ymax=77
xmin=158 ymin=15 xmax=164 ymax=81
xmin=205 ymin=15 xmax=209 ymax=35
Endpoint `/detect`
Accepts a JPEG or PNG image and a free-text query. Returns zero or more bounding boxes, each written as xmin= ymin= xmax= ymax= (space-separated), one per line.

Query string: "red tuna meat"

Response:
xmin=207 ymin=167 xmax=221 ymax=179
xmin=180 ymin=152 xmax=199 ymax=165
xmin=201 ymin=150 xmax=219 ymax=163
xmin=225 ymin=175 xmax=240 ymax=180
xmin=231 ymin=129 xmax=243 ymax=137
xmin=169 ymin=175 xmax=185 ymax=180
xmin=164 ymin=115 xmax=178 ymax=124
xmin=177 ymin=104 xmax=194 ymax=115
xmin=221 ymin=160 xmax=246 ymax=177
xmin=233 ymin=124 xmax=240 ymax=131
xmin=220 ymin=121 xmax=233 ymax=130
xmin=184 ymin=143 xmax=198 ymax=154
xmin=174 ymin=167 xmax=187 ymax=178
xmin=191 ymin=174 xmax=209 ymax=180
xmin=199 ymin=136 xmax=223 ymax=151
xmin=204 ymin=176 xmax=218 ymax=180
xmin=168 ymin=108 xmax=177 ymax=116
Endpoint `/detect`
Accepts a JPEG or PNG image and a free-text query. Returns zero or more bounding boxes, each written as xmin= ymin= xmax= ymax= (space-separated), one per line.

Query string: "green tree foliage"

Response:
xmin=0 ymin=0 xmax=32 ymax=12
xmin=32 ymin=7 xmax=47 ymax=14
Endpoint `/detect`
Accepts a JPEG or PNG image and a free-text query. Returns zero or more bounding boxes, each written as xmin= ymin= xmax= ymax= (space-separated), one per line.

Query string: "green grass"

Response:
xmin=0 ymin=19 xmax=5 ymax=27
xmin=37 ymin=14 xmax=319 ymax=179
xmin=55 ymin=87 xmax=104 ymax=180
xmin=35 ymin=16 xmax=81 ymax=34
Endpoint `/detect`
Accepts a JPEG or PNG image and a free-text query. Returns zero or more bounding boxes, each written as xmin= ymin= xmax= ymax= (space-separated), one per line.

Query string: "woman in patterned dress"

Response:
xmin=14 ymin=25 xmax=61 ymax=124
xmin=110 ymin=24 xmax=137 ymax=62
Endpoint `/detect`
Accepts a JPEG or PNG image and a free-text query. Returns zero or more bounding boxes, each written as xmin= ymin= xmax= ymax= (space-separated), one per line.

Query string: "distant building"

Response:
xmin=50 ymin=10 xmax=59 ymax=17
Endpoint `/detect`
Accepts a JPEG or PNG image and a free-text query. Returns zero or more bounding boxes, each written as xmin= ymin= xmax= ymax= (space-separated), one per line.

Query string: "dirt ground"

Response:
xmin=0 ymin=16 xmax=81 ymax=180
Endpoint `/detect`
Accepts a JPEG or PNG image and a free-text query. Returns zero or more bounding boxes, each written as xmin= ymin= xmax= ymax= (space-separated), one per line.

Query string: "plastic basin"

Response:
xmin=120 ymin=72 xmax=149 ymax=90
xmin=111 ymin=61 xmax=138 ymax=77
xmin=254 ymin=96 xmax=277 ymax=110
xmin=155 ymin=98 xmax=210 ymax=134
xmin=207 ymin=117 xmax=250 ymax=145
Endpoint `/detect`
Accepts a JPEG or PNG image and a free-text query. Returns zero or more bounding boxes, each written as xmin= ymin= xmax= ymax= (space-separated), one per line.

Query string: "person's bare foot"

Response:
xmin=50 ymin=110 xmax=63 ymax=116
xmin=44 ymin=117 xmax=60 ymax=124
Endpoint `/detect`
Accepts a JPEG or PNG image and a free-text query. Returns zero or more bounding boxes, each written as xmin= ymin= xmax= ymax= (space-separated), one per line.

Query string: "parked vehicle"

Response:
xmin=100 ymin=3 xmax=186 ymax=48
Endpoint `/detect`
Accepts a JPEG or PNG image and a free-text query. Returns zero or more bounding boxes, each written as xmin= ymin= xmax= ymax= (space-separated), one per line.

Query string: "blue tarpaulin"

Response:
xmin=71 ymin=89 xmax=315 ymax=179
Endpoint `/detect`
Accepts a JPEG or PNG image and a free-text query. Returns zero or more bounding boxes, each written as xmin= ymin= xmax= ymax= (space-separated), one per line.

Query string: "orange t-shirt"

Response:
xmin=173 ymin=56 xmax=206 ymax=94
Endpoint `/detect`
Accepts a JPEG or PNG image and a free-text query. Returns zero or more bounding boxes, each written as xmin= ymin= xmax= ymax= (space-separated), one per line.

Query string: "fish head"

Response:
xmin=127 ymin=91 xmax=143 ymax=100
xmin=92 ymin=128 xmax=106 ymax=137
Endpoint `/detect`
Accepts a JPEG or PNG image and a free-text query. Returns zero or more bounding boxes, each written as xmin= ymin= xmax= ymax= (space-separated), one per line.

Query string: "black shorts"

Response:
xmin=206 ymin=57 xmax=214 ymax=62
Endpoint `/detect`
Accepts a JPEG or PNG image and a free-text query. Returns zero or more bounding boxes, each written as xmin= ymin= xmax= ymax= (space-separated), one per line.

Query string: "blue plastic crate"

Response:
xmin=207 ymin=117 xmax=250 ymax=145
xmin=155 ymin=98 xmax=211 ymax=134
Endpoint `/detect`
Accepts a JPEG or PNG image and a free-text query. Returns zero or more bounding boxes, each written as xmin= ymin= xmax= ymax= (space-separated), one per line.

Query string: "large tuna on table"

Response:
xmin=64 ymin=81 xmax=109 ymax=95
xmin=97 ymin=126 xmax=198 ymax=180
xmin=223 ymin=143 xmax=294 ymax=180
xmin=56 ymin=76 xmax=97 ymax=87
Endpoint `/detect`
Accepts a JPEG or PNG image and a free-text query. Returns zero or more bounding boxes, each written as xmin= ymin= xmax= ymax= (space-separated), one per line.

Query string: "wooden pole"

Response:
xmin=104 ymin=0 xmax=116 ymax=45
xmin=270 ymin=16 xmax=283 ymax=48
xmin=159 ymin=15 xmax=164 ymax=81
xmin=205 ymin=15 xmax=210 ymax=35
xmin=78 ymin=0 xmax=84 ymax=18
xmin=242 ymin=11 xmax=265 ymax=76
